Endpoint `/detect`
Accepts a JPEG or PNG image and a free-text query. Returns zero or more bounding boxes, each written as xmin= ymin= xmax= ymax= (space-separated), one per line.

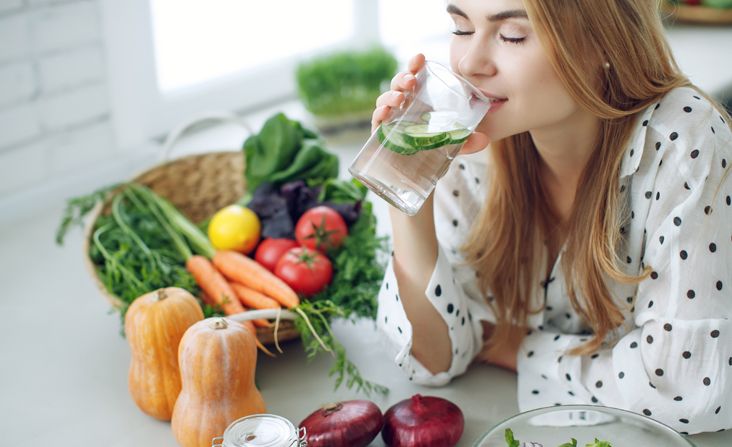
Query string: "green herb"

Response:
xmin=242 ymin=113 xmax=338 ymax=194
xmin=56 ymin=183 xmax=119 ymax=245
xmin=293 ymin=299 xmax=388 ymax=397
xmin=296 ymin=47 xmax=398 ymax=117
xmin=504 ymin=428 xmax=611 ymax=447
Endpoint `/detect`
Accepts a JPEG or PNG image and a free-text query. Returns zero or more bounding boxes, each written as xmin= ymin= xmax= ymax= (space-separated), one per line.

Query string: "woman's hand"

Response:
xmin=371 ymin=53 xmax=489 ymax=155
xmin=371 ymin=54 xmax=425 ymax=132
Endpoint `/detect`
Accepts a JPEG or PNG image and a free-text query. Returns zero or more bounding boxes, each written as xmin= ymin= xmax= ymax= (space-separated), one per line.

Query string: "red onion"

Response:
xmin=382 ymin=394 xmax=464 ymax=447
xmin=299 ymin=399 xmax=384 ymax=447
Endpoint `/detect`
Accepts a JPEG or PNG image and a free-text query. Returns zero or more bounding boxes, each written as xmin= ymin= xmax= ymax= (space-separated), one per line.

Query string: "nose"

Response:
xmin=457 ymin=37 xmax=497 ymax=81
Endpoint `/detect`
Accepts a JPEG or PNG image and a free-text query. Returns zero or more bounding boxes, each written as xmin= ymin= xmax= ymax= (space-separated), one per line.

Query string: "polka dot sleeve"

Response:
xmin=518 ymin=94 xmax=732 ymax=435
xmin=376 ymin=245 xmax=492 ymax=385
xmin=375 ymin=155 xmax=495 ymax=386
xmin=611 ymin=98 xmax=732 ymax=434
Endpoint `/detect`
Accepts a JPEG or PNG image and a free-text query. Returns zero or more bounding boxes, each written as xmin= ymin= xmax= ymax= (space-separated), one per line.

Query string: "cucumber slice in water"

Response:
xmin=378 ymin=118 xmax=470 ymax=155
xmin=402 ymin=124 xmax=451 ymax=148
xmin=448 ymin=128 xmax=471 ymax=144
xmin=377 ymin=123 xmax=419 ymax=155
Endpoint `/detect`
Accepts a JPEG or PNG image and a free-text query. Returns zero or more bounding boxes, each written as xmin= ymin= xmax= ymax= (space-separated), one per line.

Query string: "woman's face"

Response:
xmin=447 ymin=0 xmax=581 ymax=141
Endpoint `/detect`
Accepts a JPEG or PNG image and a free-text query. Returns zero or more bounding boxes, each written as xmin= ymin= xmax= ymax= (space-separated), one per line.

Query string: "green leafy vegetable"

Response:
xmin=243 ymin=113 xmax=338 ymax=193
xmin=267 ymin=139 xmax=339 ymax=186
xmin=505 ymin=428 xmax=520 ymax=447
xmin=504 ymin=428 xmax=612 ymax=446
xmin=296 ymin=47 xmax=398 ymax=117
xmin=318 ymin=178 xmax=368 ymax=204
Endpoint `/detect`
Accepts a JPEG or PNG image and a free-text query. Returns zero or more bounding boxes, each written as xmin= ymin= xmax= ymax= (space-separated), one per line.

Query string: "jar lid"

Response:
xmin=222 ymin=414 xmax=299 ymax=447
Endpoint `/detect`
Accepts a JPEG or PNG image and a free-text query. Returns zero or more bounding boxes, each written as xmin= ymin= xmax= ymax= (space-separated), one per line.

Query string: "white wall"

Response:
xmin=0 ymin=0 xmax=117 ymax=199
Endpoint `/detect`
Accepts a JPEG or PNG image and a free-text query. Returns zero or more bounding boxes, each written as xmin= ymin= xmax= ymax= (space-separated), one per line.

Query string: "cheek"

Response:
xmin=486 ymin=56 xmax=578 ymax=135
xmin=449 ymin=39 xmax=466 ymax=73
xmin=520 ymin=61 xmax=576 ymax=116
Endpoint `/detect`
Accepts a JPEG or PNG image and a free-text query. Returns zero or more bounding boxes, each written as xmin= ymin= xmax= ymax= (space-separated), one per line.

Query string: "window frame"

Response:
xmin=101 ymin=0 xmax=379 ymax=149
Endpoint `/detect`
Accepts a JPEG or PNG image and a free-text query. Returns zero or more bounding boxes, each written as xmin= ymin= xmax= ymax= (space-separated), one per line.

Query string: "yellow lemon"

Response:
xmin=208 ymin=205 xmax=261 ymax=254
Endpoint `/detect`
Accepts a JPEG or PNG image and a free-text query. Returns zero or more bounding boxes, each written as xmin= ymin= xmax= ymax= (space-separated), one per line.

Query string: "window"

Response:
xmin=379 ymin=0 xmax=452 ymax=65
xmin=102 ymin=0 xmax=377 ymax=148
xmin=151 ymin=0 xmax=355 ymax=93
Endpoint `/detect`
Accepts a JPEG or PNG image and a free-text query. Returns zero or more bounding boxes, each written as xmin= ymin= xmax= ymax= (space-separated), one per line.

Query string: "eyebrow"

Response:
xmin=446 ymin=4 xmax=528 ymax=22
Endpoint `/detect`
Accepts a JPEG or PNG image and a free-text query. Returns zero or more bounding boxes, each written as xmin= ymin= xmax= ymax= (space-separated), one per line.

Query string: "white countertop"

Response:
xmin=1 ymin=22 xmax=731 ymax=447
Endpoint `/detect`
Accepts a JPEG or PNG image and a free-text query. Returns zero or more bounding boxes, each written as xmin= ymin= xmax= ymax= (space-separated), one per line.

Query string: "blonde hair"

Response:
xmin=462 ymin=0 xmax=732 ymax=356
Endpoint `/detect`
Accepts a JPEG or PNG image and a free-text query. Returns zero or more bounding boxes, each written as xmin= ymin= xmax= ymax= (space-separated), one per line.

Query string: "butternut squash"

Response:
xmin=172 ymin=317 xmax=266 ymax=447
xmin=125 ymin=287 xmax=204 ymax=421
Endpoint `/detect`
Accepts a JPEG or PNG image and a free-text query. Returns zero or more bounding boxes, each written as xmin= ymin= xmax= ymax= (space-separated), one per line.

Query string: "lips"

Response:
xmin=479 ymin=90 xmax=507 ymax=103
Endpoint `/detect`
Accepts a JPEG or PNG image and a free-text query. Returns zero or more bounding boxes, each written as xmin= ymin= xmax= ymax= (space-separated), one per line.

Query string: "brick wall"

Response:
xmin=0 ymin=0 xmax=117 ymax=200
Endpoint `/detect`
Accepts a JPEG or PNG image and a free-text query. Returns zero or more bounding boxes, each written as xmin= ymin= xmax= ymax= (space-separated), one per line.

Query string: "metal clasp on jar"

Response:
xmin=294 ymin=426 xmax=307 ymax=446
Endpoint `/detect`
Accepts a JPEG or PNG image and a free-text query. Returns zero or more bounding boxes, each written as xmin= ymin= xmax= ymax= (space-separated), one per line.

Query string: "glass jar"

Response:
xmin=211 ymin=414 xmax=307 ymax=447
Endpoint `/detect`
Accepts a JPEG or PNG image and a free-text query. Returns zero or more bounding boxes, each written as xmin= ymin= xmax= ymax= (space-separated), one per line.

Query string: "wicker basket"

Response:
xmin=82 ymin=113 xmax=300 ymax=345
xmin=662 ymin=2 xmax=732 ymax=24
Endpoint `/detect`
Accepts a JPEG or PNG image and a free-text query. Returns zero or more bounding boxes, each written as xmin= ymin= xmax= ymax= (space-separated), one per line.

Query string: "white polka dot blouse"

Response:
xmin=376 ymin=87 xmax=732 ymax=435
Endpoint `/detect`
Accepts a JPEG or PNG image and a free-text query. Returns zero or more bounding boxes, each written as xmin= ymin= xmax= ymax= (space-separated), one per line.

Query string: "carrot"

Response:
xmin=231 ymin=283 xmax=281 ymax=310
xmin=213 ymin=250 xmax=300 ymax=309
xmin=186 ymin=255 xmax=245 ymax=316
xmin=231 ymin=283 xmax=277 ymax=328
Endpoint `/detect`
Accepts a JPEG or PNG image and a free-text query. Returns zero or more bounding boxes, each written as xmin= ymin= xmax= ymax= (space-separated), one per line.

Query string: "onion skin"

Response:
xmin=382 ymin=394 xmax=464 ymax=447
xmin=299 ymin=400 xmax=384 ymax=447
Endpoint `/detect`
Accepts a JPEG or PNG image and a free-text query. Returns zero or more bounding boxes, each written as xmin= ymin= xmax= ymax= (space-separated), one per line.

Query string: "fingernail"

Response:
xmin=404 ymin=74 xmax=414 ymax=82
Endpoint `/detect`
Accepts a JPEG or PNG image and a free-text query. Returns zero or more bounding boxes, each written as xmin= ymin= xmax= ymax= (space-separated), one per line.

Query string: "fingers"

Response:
xmin=371 ymin=105 xmax=392 ymax=132
xmin=389 ymin=71 xmax=417 ymax=92
xmin=459 ymin=132 xmax=491 ymax=155
xmin=372 ymin=54 xmax=426 ymax=132
xmin=407 ymin=53 xmax=426 ymax=74
xmin=375 ymin=90 xmax=406 ymax=109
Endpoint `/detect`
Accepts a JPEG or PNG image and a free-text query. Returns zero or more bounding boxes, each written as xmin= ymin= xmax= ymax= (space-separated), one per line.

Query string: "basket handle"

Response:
xmin=160 ymin=111 xmax=254 ymax=162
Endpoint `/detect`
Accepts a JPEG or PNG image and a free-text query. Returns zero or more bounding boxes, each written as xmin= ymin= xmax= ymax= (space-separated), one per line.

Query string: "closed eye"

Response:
xmin=500 ymin=34 xmax=525 ymax=44
xmin=452 ymin=30 xmax=474 ymax=36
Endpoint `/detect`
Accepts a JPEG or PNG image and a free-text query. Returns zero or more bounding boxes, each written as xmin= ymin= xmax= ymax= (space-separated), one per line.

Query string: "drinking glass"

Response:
xmin=348 ymin=60 xmax=491 ymax=215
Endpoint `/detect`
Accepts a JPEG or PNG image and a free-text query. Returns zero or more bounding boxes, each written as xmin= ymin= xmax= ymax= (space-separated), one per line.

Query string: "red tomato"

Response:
xmin=274 ymin=247 xmax=333 ymax=296
xmin=295 ymin=206 xmax=348 ymax=253
xmin=254 ymin=238 xmax=299 ymax=272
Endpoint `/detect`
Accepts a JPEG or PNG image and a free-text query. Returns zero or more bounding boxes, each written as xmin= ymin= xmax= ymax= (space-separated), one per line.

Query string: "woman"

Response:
xmin=373 ymin=0 xmax=732 ymax=435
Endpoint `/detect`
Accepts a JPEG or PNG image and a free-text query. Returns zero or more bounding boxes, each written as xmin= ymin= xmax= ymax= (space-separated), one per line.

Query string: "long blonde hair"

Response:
xmin=463 ymin=0 xmax=730 ymax=356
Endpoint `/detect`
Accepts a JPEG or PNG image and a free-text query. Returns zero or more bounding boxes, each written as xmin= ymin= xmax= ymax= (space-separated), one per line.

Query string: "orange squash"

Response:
xmin=172 ymin=317 xmax=266 ymax=447
xmin=125 ymin=287 xmax=204 ymax=421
